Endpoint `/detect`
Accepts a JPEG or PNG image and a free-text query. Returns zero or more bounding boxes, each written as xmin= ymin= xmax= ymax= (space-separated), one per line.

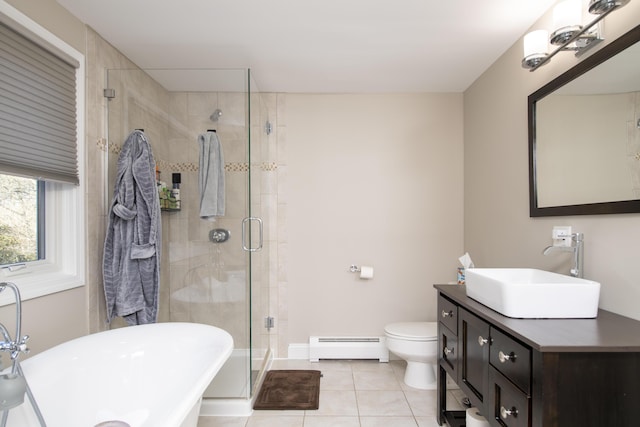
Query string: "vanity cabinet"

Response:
xmin=435 ymin=284 xmax=640 ymax=427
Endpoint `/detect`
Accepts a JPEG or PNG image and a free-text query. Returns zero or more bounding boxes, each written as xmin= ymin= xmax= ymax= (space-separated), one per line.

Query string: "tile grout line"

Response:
xmin=351 ymin=365 xmax=364 ymax=427
xmin=402 ymin=388 xmax=421 ymax=427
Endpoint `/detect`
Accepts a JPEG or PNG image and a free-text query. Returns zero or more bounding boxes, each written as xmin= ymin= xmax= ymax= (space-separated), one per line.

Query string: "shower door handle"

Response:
xmin=242 ymin=217 xmax=263 ymax=252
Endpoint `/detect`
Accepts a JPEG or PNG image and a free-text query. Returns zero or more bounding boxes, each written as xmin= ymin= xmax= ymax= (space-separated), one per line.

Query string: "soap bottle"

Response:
xmin=158 ymin=181 xmax=168 ymax=208
xmin=171 ymin=173 xmax=181 ymax=210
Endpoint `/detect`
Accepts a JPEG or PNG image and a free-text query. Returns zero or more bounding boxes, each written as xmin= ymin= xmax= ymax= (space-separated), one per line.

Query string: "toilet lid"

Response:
xmin=384 ymin=322 xmax=438 ymax=341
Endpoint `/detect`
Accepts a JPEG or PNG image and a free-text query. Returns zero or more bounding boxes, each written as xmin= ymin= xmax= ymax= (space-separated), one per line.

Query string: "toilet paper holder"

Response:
xmin=350 ymin=264 xmax=374 ymax=279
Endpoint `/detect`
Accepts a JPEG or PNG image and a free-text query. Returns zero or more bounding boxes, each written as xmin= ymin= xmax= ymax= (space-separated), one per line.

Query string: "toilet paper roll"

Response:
xmin=359 ymin=266 xmax=374 ymax=279
xmin=466 ymin=407 xmax=490 ymax=427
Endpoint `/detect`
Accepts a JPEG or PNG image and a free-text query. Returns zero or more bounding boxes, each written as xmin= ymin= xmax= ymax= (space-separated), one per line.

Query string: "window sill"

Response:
xmin=0 ymin=270 xmax=84 ymax=307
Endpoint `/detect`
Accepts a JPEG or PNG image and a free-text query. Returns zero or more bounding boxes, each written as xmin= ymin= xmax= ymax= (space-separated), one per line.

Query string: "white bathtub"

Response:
xmin=3 ymin=322 xmax=233 ymax=427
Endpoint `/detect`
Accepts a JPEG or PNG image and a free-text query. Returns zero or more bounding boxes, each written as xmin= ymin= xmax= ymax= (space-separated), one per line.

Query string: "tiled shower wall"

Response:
xmin=85 ymin=27 xmax=289 ymax=357
xmin=164 ymin=91 xmax=252 ymax=348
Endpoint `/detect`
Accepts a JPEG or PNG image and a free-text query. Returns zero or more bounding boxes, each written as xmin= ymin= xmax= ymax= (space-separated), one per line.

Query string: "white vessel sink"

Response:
xmin=465 ymin=268 xmax=600 ymax=318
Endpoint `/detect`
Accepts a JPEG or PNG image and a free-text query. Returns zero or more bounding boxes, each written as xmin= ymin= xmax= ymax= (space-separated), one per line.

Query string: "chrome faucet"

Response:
xmin=543 ymin=232 xmax=584 ymax=278
xmin=0 ymin=282 xmax=46 ymax=426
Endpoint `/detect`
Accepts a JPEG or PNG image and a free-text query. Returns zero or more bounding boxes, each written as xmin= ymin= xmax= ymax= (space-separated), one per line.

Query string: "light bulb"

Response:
xmin=524 ymin=30 xmax=549 ymax=57
xmin=554 ymin=0 xmax=582 ymax=29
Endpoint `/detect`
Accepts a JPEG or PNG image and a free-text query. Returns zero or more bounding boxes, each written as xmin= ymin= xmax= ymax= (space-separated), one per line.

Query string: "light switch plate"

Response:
xmin=552 ymin=226 xmax=572 ymax=247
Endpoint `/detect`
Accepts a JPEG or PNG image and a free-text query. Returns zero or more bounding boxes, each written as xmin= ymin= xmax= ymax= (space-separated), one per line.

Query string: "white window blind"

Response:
xmin=0 ymin=21 xmax=79 ymax=185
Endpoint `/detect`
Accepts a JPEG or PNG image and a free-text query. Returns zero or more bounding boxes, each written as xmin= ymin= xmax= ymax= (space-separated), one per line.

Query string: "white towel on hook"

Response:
xmin=198 ymin=131 xmax=225 ymax=219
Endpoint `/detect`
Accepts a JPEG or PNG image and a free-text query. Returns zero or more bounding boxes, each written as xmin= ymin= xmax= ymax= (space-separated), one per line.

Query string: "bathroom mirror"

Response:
xmin=528 ymin=24 xmax=640 ymax=217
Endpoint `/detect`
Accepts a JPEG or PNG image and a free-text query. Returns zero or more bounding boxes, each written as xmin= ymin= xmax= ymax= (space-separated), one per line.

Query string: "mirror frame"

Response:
xmin=528 ymin=24 xmax=640 ymax=217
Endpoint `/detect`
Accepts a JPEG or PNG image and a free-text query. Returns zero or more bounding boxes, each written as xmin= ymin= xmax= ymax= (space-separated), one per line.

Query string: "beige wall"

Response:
xmin=0 ymin=0 xmax=88 ymax=357
xmin=283 ymin=93 xmax=464 ymax=345
xmin=464 ymin=3 xmax=640 ymax=321
xmin=5 ymin=0 xmax=84 ymax=53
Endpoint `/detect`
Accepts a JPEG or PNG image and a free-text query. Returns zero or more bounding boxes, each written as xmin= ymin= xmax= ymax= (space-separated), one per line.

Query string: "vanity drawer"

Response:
xmin=488 ymin=366 xmax=531 ymax=427
xmin=459 ymin=308 xmax=490 ymax=410
xmin=490 ymin=327 xmax=531 ymax=393
xmin=439 ymin=323 xmax=458 ymax=380
xmin=438 ymin=294 xmax=458 ymax=333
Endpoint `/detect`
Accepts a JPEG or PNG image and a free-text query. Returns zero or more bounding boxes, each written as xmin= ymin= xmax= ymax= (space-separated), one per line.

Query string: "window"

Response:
xmin=0 ymin=2 xmax=85 ymax=306
xmin=0 ymin=174 xmax=43 ymax=265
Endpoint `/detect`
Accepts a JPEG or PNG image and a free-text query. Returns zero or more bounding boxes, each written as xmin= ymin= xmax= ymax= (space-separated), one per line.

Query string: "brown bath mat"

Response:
xmin=253 ymin=370 xmax=321 ymax=410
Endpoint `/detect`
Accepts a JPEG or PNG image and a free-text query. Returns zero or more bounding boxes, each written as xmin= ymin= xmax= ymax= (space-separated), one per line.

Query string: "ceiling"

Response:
xmin=56 ymin=0 xmax=559 ymax=93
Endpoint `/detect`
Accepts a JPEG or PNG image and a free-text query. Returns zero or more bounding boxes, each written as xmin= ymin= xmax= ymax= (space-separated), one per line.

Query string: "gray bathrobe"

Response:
xmin=103 ymin=130 xmax=161 ymax=325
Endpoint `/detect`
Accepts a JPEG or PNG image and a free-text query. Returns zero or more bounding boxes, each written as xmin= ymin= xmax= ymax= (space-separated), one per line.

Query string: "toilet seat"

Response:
xmin=384 ymin=322 xmax=438 ymax=342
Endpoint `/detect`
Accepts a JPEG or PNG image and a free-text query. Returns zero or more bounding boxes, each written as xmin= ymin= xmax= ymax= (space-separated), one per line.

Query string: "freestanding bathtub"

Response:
xmin=2 ymin=322 xmax=233 ymax=427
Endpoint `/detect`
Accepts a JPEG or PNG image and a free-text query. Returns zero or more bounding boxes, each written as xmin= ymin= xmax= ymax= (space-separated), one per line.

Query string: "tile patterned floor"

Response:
xmin=198 ymin=359 xmax=467 ymax=427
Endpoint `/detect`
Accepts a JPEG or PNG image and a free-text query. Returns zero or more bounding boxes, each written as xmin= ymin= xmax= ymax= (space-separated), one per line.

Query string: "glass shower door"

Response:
xmin=105 ymin=67 xmax=272 ymax=402
xmin=200 ymin=69 xmax=272 ymax=400
xmin=247 ymin=70 xmax=273 ymax=395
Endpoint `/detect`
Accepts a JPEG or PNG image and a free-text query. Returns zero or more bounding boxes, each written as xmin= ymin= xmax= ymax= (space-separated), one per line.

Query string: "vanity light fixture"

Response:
xmin=522 ymin=0 xmax=630 ymax=71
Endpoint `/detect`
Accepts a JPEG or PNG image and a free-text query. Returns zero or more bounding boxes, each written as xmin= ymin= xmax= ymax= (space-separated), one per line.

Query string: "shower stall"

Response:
xmin=104 ymin=68 xmax=274 ymax=414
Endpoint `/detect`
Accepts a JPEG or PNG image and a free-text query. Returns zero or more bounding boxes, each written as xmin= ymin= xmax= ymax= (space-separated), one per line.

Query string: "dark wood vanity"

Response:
xmin=435 ymin=284 xmax=640 ymax=427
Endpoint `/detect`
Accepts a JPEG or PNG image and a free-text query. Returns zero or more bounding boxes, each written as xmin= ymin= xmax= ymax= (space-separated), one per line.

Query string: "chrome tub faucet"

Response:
xmin=0 ymin=282 xmax=46 ymax=426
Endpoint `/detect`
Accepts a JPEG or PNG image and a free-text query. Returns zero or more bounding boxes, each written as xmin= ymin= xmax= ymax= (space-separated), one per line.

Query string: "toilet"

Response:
xmin=384 ymin=322 xmax=438 ymax=390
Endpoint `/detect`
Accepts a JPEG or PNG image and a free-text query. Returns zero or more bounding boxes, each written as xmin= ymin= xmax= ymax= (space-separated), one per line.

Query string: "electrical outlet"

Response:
xmin=552 ymin=226 xmax=572 ymax=247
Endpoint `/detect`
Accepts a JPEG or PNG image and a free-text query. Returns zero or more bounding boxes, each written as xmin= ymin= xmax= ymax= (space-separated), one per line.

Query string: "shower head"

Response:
xmin=210 ymin=109 xmax=223 ymax=122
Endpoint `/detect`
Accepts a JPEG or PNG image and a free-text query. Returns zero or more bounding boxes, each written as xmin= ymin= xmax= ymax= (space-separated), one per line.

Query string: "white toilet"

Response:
xmin=384 ymin=322 xmax=438 ymax=390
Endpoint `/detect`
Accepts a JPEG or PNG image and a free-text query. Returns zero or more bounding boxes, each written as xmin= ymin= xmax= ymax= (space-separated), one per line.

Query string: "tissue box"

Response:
xmin=457 ymin=267 xmax=465 ymax=285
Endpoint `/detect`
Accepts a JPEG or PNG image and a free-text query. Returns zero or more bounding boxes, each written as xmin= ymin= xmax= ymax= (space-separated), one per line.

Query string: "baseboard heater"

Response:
xmin=309 ymin=336 xmax=389 ymax=362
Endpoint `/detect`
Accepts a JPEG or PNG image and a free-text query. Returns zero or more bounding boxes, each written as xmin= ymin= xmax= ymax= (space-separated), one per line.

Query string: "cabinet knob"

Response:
xmin=443 ymin=346 xmax=454 ymax=356
xmin=441 ymin=310 xmax=454 ymax=318
xmin=500 ymin=406 xmax=518 ymax=419
xmin=477 ymin=335 xmax=489 ymax=346
xmin=498 ymin=350 xmax=516 ymax=363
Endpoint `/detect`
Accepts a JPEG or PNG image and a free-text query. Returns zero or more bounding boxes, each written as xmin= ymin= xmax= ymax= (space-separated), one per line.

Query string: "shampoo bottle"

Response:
xmin=171 ymin=173 xmax=181 ymax=209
